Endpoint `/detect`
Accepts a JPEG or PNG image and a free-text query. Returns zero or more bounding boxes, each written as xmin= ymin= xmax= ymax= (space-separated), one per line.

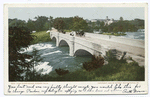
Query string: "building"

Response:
xmin=97 ymin=19 xmax=106 ymax=22
xmin=91 ymin=19 xmax=97 ymax=22
xmin=104 ymin=16 xmax=115 ymax=25
xmin=87 ymin=16 xmax=119 ymax=26
xmin=85 ymin=19 xmax=90 ymax=23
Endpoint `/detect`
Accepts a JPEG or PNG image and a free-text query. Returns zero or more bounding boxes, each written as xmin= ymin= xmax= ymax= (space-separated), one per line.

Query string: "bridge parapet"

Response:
xmin=74 ymin=36 xmax=109 ymax=56
xmin=50 ymin=31 xmax=145 ymax=66
xmin=85 ymin=33 xmax=144 ymax=48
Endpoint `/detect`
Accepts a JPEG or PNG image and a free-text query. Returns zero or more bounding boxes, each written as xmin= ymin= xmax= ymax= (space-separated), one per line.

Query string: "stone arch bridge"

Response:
xmin=50 ymin=32 xmax=145 ymax=66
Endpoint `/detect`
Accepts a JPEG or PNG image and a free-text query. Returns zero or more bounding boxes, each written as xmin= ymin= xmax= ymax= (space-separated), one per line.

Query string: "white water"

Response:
xmin=21 ymin=41 xmax=91 ymax=77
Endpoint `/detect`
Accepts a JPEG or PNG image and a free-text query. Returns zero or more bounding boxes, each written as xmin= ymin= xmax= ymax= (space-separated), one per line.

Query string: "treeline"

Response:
xmin=106 ymin=19 xmax=144 ymax=33
xmin=9 ymin=16 xmax=144 ymax=33
xmin=53 ymin=16 xmax=90 ymax=32
xmin=9 ymin=16 xmax=53 ymax=32
xmin=9 ymin=16 xmax=89 ymax=33
xmin=88 ymin=18 xmax=144 ymax=33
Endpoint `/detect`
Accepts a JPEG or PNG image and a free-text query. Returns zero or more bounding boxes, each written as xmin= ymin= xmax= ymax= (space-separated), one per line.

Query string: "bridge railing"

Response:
xmin=59 ymin=32 xmax=70 ymax=38
xmin=85 ymin=32 xmax=144 ymax=48
xmin=50 ymin=32 xmax=144 ymax=48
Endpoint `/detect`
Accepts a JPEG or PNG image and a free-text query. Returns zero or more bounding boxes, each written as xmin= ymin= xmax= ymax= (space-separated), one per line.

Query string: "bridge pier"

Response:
xmin=69 ymin=36 xmax=75 ymax=56
xmin=56 ymin=33 xmax=59 ymax=47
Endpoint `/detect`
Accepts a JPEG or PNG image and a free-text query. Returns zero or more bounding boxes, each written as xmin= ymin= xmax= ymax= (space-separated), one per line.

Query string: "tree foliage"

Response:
xmin=9 ymin=19 xmax=27 ymax=28
xmin=27 ymin=16 xmax=54 ymax=32
xmin=53 ymin=18 xmax=66 ymax=32
xmin=9 ymin=16 xmax=144 ymax=34
xmin=43 ymin=22 xmax=49 ymax=30
xmin=49 ymin=16 xmax=54 ymax=30
xmin=107 ymin=21 xmax=138 ymax=32
xmin=130 ymin=19 xmax=144 ymax=29
xmin=26 ymin=48 xmax=43 ymax=80
xmin=27 ymin=19 xmax=36 ymax=31
xmin=53 ymin=16 xmax=89 ymax=32
xmin=120 ymin=17 xmax=123 ymax=21
xmin=9 ymin=26 xmax=34 ymax=81
xmin=71 ymin=16 xmax=88 ymax=32
xmin=34 ymin=16 xmax=48 ymax=31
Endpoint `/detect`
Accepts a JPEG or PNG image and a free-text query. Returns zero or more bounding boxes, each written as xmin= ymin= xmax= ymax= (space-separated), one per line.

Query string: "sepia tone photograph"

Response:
xmin=8 ymin=6 xmax=145 ymax=82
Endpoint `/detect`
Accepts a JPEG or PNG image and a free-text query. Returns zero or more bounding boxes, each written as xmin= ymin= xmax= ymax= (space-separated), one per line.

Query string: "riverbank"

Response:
xmin=29 ymin=58 xmax=144 ymax=81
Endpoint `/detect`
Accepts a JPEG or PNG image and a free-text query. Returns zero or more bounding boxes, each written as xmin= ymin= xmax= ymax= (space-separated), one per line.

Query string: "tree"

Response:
xmin=108 ymin=26 xmax=113 ymax=33
xmin=9 ymin=19 xmax=27 ymax=28
xmin=62 ymin=17 xmax=74 ymax=30
xmin=101 ymin=23 xmax=108 ymax=32
xmin=130 ymin=19 xmax=144 ymax=29
xmin=26 ymin=48 xmax=43 ymax=80
xmin=91 ymin=22 xmax=96 ymax=30
xmin=100 ymin=21 xmax=105 ymax=28
xmin=113 ymin=27 xmax=118 ymax=33
xmin=49 ymin=16 xmax=54 ymax=30
xmin=34 ymin=16 xmax=48 ymax=31
xmin=43 ymin=22 xmax=49 ymax=30
xmin=53 ymin=18 xmax=66 ymax=32
xmin=108 ymin=20 xmax=137 ymax=32
xmin=120 ymin=17 xmax=124 ymax=21
xmin=27 ymin=19 xmax=36 ymax=31
xmin=9 ymin=26 xmax=34 ymax=81
xmin=72 ymin=16 xmax=88 ymax=32
xmin=96 ymin=21 xmax=101 ymax=28
xmin=118 ymin=25 xmax=123 ymax=32
xmin=99 ymin=21 xmax=105 ymax=32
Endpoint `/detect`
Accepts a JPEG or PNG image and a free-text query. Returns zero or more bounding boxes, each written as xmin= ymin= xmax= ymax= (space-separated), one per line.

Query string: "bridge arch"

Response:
xmin=74 ymin=49 xmax=93 ymax=57
xmin=59 ymin=39 xmax=69 ymax=47
xmin=51 ymin=36 xmax=57 ymax=42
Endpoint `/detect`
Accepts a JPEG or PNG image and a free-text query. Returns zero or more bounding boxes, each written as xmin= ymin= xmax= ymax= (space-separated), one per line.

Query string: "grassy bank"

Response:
xmin=64 ymin=29 xmax=72 ymax=32
xmin=30 ymin=31 xmax=51 ymax=44
xmin=29 ymin=59 xmax=144 ymax=81
xmin=102 ymin=33 xmax=126 ymax=36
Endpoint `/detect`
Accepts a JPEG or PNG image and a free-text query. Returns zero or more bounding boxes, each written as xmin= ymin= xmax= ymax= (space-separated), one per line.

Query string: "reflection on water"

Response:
xmin=22 ymin=42 xmax=91 ymax=76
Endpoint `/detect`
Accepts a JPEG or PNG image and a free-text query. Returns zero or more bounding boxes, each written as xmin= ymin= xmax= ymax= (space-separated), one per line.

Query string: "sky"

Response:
xmin=8 ymin=7 xmax=144 ymax=21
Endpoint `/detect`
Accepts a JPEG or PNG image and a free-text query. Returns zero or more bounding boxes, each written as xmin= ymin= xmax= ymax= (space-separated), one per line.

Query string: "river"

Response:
xmin=21 ymin=41 xmax=91 ymax=77
xmin=119 ymin=32 xmax=145 ymax=40
xmin=21 ymin=31 xmax=144 ymax=77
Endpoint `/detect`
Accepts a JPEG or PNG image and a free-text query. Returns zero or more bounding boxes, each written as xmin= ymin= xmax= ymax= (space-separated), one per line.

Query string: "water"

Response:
xmin=119 ymin=32 xmax=144 ymax=40
xmin=21 ymin=41 xmax=91 ymax=76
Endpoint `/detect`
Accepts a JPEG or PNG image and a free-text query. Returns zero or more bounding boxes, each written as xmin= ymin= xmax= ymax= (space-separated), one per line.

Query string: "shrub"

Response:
xmin=83 ymin=55 xmax=104 ymax=71
xmin=55 ymin=68 xmax=69 ymax=76
xmin=128 ymin=61 xmax=139 ymax=66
